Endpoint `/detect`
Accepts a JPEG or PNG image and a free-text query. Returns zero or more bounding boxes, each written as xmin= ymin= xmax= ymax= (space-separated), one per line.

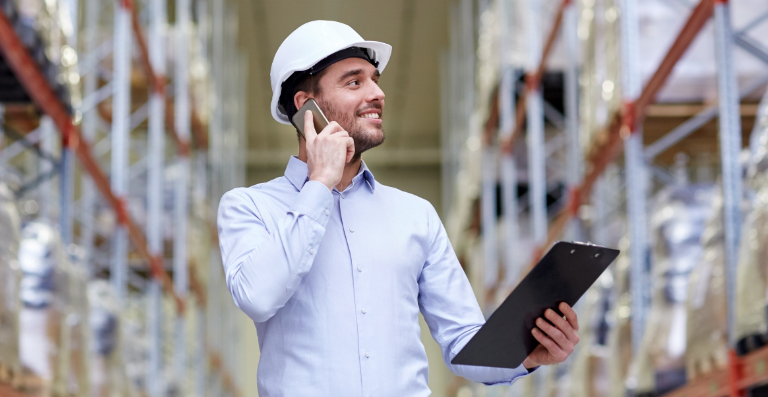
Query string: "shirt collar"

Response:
xmin=284 ymin=156 xmax=376 ymax=192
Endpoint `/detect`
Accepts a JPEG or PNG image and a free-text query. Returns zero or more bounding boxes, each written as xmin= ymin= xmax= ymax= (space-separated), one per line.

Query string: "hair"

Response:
xmin=281 ymin=68 xmax=328 ymax=140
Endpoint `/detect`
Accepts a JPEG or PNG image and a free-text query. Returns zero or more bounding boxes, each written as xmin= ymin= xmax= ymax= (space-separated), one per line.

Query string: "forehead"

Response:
xmin=321 ymin=57 xmax=378 ymax=79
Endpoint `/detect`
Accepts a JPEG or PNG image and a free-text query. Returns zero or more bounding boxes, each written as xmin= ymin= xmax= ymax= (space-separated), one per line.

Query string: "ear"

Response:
xmin=294 ymin=91 xmax=311 ymax=112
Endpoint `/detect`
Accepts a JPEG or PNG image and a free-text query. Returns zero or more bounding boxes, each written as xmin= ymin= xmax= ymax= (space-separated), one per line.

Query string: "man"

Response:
xmin=217 ymin=21 xmax=580 ymax=396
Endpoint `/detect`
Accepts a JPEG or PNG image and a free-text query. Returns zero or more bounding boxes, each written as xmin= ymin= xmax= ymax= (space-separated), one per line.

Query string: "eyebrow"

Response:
xmin=338 ymin=68 xmax=380 ymax=82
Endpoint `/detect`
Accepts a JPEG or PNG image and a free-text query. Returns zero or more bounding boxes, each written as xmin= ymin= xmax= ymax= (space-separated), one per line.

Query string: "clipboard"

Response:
xmin=451 ymin=241 xmax=620 ymax=369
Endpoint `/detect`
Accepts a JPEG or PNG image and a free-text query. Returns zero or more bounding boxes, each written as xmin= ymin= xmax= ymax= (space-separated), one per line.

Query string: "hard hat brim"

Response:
xmin=270 ymin=40 xmax=392 ymax=125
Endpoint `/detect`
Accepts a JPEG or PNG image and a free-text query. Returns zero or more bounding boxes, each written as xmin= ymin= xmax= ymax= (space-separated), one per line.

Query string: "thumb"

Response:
xmin=345 ymin=137 xmax=355 ymax=163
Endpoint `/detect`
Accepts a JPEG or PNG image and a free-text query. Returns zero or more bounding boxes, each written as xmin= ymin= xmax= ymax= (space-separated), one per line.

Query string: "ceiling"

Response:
xmin=232 ymin=0 xmax=452 ymax=169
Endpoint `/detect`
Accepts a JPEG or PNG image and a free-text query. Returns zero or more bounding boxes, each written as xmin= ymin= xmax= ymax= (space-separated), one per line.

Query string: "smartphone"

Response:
xmin=291 ymin=99 xmax=330 ymax=139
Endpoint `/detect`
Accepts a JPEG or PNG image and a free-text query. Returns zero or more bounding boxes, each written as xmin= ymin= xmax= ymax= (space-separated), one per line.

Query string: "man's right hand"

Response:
xmin=304 ymin=110 xmax=355 ymax=191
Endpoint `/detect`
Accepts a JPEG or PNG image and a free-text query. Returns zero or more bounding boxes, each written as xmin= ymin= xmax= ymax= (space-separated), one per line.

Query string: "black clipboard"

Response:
xmin=451 ymin=241 xmax=620 ymax=369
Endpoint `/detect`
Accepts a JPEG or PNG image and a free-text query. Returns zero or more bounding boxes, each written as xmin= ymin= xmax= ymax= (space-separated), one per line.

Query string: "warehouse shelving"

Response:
xmin=0 ymin=0 xmax=246 ymax=395
xmin=444 ymin=0 xmax=768 ymax=395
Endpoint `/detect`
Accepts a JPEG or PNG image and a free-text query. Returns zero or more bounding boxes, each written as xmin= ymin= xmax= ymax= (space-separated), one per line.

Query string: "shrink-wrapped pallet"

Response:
xmin=55 ymin=245 xmax=90 ymax=396
xmin=734 ymin=89 xmax=768 ymax=355
xmin=0 ymin=183 xmax=21 ymax=380
xmin=566 ymin=274 xmax=614 ymax=397
xmin=629 ymin=184 xmax=714 ymax=396
xmin=87 ymin=280 xmax=119 ymax=397
xmin=607 ymin=242 xmax=632 ymax=397
xmin=685 ymin=190 xmax=729 ymax=379
xmin=17 ymin=221 xmax=70 ymax=396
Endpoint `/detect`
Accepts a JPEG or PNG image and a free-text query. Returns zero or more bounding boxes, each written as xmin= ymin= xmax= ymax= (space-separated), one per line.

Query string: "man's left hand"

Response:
xmin=522 ymin=302 xmax=580 ymax=370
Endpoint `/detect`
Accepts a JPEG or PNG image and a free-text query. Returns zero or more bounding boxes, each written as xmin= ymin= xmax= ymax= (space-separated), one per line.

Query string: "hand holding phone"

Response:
xmin=296 ymin=100 xmax=355 ymax=191
xmin=292 ymin=99 xmax=330 ymax=139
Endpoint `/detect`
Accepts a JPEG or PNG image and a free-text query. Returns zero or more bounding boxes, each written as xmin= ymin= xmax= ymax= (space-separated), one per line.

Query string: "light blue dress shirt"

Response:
xmin=217 ymin=156 xmax=530 ymax=396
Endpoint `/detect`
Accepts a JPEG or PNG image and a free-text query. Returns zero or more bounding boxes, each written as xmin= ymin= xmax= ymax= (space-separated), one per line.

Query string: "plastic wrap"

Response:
xmin=685 ymin=190 xmax=729 ymax=379
xmin=629 ymin=184 xmax=714 ymax=395
xmin=87 ymin=280 xmax=119 ymax=397
xmin=566 ymin=273 xmax=613 ymax=397
xmin=56 ymin=245 xmax=90 ymax=396
xmin=17 ymin=221 xmax=69 ymax=396
xmin=734 ymin=89 xmax=768 ymax=354
xmin=577 ymin=0 xmax=622 ymax=157
xmin=0 ymin=183 xmax=21 ymax=379
xmin=607 ymin=241 xmax=633 ymax=397
xmin=10 ymin=0 xmax=81 ymax=111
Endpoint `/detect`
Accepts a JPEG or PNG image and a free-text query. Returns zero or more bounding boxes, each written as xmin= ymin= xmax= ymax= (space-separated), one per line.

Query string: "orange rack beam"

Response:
xmin=661 ymin=346 xmax=768 ymax=397
xmin=0 ymin=6 xmax=184 ymax=313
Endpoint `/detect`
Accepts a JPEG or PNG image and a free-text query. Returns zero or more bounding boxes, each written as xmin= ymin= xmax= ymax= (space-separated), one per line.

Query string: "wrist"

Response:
xmin=522 ymin=357 xmax=538 ymax=370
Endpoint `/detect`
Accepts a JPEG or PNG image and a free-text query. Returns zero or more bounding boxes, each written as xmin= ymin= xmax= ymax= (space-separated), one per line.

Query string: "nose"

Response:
xmin=368 ymin=80 xmax=385 ymax=103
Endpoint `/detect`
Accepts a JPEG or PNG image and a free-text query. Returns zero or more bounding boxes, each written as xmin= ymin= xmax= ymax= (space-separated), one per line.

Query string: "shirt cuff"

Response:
xmin=291 ymin=180 xmax=334 ymax=226
xmin=481 ymin=363 xmax=532 ymax=386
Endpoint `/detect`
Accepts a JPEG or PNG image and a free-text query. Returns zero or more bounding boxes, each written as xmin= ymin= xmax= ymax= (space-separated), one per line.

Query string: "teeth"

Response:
xmin=360 ymin=113 xmax=380 ymax=119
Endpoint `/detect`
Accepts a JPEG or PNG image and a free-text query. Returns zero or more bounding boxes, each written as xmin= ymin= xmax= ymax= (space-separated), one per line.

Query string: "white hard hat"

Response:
xmin=270 ymin=20 xmax=392 ymax=125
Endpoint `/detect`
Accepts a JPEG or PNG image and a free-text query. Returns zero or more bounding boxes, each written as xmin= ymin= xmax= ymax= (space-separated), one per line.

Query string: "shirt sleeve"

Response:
xmin=217 ymin=182 xmax=334 ymax=323
xmin=417 ymin=205 xmax=531 ymax=385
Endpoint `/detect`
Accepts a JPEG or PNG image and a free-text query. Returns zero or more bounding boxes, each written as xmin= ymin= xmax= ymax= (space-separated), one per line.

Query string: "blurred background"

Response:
xmin=0 ymin=0 xmax=768 ymax=396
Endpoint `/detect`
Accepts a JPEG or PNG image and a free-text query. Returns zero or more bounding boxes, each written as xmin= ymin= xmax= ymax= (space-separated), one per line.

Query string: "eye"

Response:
xmin=347 ymin=80 xmax=360 ymax=86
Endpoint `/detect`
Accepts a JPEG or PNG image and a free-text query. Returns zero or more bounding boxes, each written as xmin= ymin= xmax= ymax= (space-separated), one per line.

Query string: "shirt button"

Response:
xmin=324 ymin=209 xmax=330 ymax=216
xmin=357 ymin=266 xmax=362 ymax=272
xmin=349 ymin=227 xmax=355 ymax=233
xmin=309 ymin=248 xmax=315 ymax=254
xmin=365 ymin=352 xmax=370 ymax=358
xmin=362 ymin=308 xmax=367 ymax=314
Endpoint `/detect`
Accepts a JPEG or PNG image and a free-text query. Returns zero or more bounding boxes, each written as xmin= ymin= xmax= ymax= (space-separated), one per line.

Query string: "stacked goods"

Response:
xmin=577 ymin=0 xmax=622 ymax=156
xmin=0 ymin=0 xmax=80 ymax=110
xmin=684 ymin=191 xmax=727 ymax=378
xmin=57 ymin=245 xmax=90 ymax=396
xmin=734 ymin=89 xmax=768 ymax=356
xmin=87 ymin=280 xmax=120 ymax=397
xmin=0 ymin=183 xmax=21 ymax=382
xmin=566 ymin=274 xmax=614 ymax=397
xmin=629 ymin=183 xmax=714 ymax=396
xmin=17 ymin=221 xmax=70 ymax=396
xmin=607 ymin=243 xmax=632 ymax=397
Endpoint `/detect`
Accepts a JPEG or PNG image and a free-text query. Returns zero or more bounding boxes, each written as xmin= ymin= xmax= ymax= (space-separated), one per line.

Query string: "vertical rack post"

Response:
xmin=619 ymin=0 xmax=648 ymax=353
xmin=526 ymin=0 xmax=547 ymax=244
xmin=110 ymin=0 xmax=132 ymax=300
xmin=499 ymin=0 xmax=520 ymax=290
xmin=147 ymin=0 xmax=167 ymax=394
xmin=174 ymin=0 xmax=192 ymax=389
xmin=79 ymin=0 xmax=100 ymax=276
xmin=563 ymin=0 xmax=581 ymax=240
xmin=60 ymin=0 xmax=79 ymax=245
xmin=713 ymin=0 xmax=743 ymax=345
xmin=481 ymin=143 xmax=498 ymax=299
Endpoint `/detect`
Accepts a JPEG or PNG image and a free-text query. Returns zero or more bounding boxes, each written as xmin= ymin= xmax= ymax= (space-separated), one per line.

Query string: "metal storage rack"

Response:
xmin=0 ymin=0 xmax=246 ymax=395
xmin=443 ymin=0 xmax=768 ymax=395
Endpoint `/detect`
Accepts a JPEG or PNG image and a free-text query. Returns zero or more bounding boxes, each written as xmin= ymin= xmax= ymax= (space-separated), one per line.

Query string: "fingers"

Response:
xmin=560 ymin=302 xmax=579 ymax=332
xmin=531 ymin=328 xmax=568 ymax=362
xmin=535 ymin=317 xmax=572 ymax=354
xmin=545 ymin=308 xmax=579 ymax=344
xmin=303 ymin=111 xmax=317 ymax=140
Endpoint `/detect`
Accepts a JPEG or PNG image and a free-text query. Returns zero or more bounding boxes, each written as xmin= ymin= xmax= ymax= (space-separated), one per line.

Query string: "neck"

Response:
xmin=298 ymin=138 xmax=362 ymax=192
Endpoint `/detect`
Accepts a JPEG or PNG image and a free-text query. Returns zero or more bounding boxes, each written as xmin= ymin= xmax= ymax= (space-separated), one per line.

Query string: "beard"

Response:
xmin=316 ymin=96 xmax=385 ymax=160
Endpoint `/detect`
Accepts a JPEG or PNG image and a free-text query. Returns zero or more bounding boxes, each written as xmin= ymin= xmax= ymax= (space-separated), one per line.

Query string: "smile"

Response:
xmin=359 ymin=113 xmax=380 ymax=119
